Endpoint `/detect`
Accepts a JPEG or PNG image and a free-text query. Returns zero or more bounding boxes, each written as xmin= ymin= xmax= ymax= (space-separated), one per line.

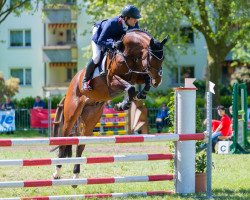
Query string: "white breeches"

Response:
xmin=92 ymin=26 xmax=102 ymax=64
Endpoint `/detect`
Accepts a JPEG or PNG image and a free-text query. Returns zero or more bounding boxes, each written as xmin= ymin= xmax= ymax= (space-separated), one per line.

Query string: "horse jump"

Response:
xmin=0 ymin=85 xmax=205 ymax=199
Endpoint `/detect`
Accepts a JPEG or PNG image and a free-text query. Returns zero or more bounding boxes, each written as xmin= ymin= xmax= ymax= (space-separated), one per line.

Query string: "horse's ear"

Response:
xmin=150 ymin=38 xmax=154 ymax=47
xmin=161 ymin=35 xmax=169 ymax=45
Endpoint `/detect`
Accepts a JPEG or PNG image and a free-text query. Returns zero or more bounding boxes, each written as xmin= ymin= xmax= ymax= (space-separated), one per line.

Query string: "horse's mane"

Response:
xmin=126 ymin=28 xmax=153 ymax=38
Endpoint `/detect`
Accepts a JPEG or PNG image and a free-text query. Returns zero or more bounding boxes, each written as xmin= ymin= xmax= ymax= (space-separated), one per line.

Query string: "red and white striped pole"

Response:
xmin=175 ymin=78 xmax=197 ymax=194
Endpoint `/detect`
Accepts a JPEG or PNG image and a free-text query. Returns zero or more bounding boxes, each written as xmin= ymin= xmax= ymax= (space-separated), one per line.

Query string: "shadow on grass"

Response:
xmin=192 ymin=188 xmax=250 ymax=199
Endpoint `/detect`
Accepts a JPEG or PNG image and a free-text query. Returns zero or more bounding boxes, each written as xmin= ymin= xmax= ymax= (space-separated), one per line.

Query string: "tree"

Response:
xmin=0 ymin=0 xmax=39 ymax=24
xmin=82 ymin=0 xmax=249 ymax=105
xmin=230 ymin=67 xmax=250 ymax=93
xmin=0 ymin=72 xmax=19 ymax=102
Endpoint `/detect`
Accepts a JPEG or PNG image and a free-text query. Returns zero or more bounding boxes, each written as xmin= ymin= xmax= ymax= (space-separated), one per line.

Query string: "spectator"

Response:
xmin=0 ymin=103 xmax=5 ymax=110
xmin=155 ymin=103 xmax=169 ymax=133
xmin=33 ymin=96 xmax=45 ymax=134
xmin=200 ymin=105 xmax=231 ymax=153
xmin=3 ymin=97 xmax=15 ymax=110
xmin=2 ymin=97 xmax=15 ymax=134
xmin=33 ymin=96 xmax=45 ymax=109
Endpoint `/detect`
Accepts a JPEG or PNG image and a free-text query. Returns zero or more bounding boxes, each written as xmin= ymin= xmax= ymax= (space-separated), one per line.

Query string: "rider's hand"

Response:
xmin=113 ymin=40 xmax=123 ymax=50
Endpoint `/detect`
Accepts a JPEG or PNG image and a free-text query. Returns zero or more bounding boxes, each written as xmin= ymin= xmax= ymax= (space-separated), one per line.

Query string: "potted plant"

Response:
xmin=195 ymin=140 xmax=207 ymax=193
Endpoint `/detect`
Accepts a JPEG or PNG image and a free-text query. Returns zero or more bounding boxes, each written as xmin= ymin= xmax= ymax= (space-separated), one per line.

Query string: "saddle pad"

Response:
xmin=92 ymin=54 xmax=107 ymax=79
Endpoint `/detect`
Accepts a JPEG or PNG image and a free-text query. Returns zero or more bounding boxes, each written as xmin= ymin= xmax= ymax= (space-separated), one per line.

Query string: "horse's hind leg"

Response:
xmin=53 ymin=96 xmax=86 ymax=179
xmin=72 ymin=102 xmax=105 ymax=188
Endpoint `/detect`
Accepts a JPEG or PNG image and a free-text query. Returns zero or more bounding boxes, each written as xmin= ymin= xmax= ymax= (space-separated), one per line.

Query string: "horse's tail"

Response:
xmin=50 ymin=97 xmax=65 ymax=152
xmin=52 ymin=96 xmax=65 ymax=137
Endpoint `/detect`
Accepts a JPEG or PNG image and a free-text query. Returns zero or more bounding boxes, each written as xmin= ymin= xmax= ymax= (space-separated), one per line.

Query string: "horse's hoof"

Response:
xmin=114 ymin=103 xmax=130 ymax=111
xmin=136 ymin=94 xmax=146 ymax=100
xmin=52 ymin=173 xmax=61 ymax=179
xmin=122 ymin=104 xmax=130 ymax=110
xmin=136 ymin=91 xmax=147 ymax=100
xmin=72 ymin=184 xmax=78 ymax=188
xmin=114 ymin=103 xmax=123 ymax=111
xmin=71 ymin=173 xmax=79 ymax=188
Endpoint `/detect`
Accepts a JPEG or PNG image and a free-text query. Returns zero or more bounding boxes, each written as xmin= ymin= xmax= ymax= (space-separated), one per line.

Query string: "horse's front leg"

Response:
xmin=115 ymin=86 xmax=137 ymax=111
xmin=136 ymin=74 xmax=151 ymax=100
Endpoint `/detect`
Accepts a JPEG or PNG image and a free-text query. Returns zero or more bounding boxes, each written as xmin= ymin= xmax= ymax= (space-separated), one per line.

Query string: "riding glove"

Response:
xmin=113 ymin=40 xmax=123 ymax=50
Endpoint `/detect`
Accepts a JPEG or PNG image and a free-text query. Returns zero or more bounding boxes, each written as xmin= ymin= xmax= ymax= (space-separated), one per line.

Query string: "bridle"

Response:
xmin=147 ymin=48 xmax=164 ymax=76
xmin=112 ymin=47 xmax=164 ymax=78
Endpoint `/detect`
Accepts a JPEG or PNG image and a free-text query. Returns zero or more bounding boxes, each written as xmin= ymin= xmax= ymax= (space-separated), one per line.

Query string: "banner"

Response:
xmin=0 ymin=110 xmax=15 ymax=132
xmin=30 ymin=109 xmax=56 ymax=128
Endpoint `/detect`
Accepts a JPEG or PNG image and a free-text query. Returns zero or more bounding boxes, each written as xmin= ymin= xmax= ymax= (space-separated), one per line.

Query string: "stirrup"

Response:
xmin=82 ymin=81 xmax=92 ymax=91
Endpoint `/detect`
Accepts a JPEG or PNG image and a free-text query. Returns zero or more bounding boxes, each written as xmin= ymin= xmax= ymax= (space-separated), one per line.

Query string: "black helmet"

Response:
xmin=121 ymin=5 xmax=141 ymax=19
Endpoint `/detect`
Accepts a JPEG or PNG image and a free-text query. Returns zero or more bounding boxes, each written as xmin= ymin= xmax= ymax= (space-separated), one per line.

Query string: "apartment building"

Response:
xmin=0 ymin=0 xmax=208 ymax=99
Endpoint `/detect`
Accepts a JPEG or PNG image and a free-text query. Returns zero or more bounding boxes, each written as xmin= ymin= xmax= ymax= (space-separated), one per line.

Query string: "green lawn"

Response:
xmin=0 ymin=132 xmax=249 ymax=199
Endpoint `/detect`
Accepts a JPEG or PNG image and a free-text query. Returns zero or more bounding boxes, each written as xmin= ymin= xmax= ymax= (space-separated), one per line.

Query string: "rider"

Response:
xmin=82 ymin=5 xmax=141 ymax=91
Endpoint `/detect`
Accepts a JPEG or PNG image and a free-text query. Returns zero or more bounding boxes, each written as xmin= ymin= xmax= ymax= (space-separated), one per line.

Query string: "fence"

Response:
xmin=12 ymin=108 xmax=231 ymax=131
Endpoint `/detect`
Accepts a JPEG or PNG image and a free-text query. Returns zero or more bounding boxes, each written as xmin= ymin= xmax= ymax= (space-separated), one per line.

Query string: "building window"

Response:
xmin=10 ymin=68 xmax=32 ymax=86
xmin=66 ymin=68 xmax=77 ymax=81
xmin=180 ymin=26 xmax=194 ymax=44
xmin=10 ymin=30 xmax=31 ymax=47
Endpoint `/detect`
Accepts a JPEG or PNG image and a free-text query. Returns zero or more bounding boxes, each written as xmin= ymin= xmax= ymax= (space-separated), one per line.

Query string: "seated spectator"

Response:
xmin=155 ymin=103 xmax=169 ymax=133
xmin=33 ymin=96 xmax=45 ymax=109
xmin=200 ymin=105 xmax=231 ymax=153
xmin=3 ymin=97 xmax=15 ymax=110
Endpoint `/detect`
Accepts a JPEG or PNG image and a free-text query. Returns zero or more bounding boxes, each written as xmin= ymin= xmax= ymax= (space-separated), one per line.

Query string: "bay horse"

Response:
xmin=52 ymin=29 xmax=168 ymax=185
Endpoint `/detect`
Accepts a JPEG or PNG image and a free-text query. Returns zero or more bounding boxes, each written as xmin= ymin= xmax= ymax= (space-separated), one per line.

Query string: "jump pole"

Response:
xmin=175 ymin=78 xmax=197 ymax=194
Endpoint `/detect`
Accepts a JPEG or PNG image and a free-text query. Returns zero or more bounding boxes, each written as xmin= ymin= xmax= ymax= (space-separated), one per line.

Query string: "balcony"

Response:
xmin=43 ymin=45 xmax=77 ymax=63
xmin=43 ymin=9 xmax=77 ymax=23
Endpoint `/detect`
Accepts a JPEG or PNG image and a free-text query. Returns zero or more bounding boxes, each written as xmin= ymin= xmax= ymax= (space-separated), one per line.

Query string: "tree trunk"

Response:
xmin=207 ymin=52 xmax=224 ymax=107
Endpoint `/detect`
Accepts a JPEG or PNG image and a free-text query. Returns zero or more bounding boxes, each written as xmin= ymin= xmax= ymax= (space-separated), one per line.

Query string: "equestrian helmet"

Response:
xmin=121 ymin=5 xmax=141 ymax=19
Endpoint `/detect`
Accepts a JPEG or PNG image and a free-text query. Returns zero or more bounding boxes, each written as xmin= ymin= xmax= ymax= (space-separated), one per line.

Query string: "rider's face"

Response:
xmin=125 ymin=17 xmax=138 ymax=27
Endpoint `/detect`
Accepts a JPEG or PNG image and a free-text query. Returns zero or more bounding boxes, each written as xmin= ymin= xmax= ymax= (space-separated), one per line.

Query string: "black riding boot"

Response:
xmin=82 ymin=59 xmax=96 ymax=91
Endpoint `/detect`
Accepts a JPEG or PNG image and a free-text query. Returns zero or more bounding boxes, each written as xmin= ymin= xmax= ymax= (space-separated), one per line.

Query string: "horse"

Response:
xmin=52 ymin=29 xmax=168 ymax=185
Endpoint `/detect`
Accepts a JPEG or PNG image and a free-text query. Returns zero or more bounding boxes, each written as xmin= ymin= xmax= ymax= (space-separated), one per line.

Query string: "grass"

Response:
xmin=0 ymin=130 xmax=48 ymax=138
xmin=0 ymin=132 xmax=249 ymax=199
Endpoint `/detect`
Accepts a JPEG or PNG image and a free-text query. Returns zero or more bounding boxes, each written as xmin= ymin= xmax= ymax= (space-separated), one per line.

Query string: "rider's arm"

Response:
xmin=97 ymin=21 xmax=116 ymax=49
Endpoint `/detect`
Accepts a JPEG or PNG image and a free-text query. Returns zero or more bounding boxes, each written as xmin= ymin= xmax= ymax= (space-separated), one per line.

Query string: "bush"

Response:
xmin=13 ymin=96 xmax=35 ymax=109
xmin=13 ymin=95 xmax=63 ymax=109
xmin=220 ymin=96 xmax=232 ymax=108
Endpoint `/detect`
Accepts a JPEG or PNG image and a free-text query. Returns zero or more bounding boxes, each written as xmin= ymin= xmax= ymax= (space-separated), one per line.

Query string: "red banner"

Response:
xmin=30 ymin=109 xmax=56 ymax=128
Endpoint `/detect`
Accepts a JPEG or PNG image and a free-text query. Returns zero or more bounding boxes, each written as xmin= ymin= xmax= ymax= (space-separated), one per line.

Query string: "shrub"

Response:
xmin=13 ymin=95 xmax=63 ymax=109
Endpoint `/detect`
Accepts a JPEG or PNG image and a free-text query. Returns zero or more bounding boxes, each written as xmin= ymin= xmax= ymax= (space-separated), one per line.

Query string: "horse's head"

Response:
xmin=114 ymin=30 xmax=168 ymax=87
xmin=146 ymin=36 xmax=168 ymax=87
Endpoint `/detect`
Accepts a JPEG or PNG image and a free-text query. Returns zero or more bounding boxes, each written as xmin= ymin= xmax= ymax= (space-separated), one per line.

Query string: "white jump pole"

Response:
xmin=175 ymin=78 xmax=197 ymax=194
